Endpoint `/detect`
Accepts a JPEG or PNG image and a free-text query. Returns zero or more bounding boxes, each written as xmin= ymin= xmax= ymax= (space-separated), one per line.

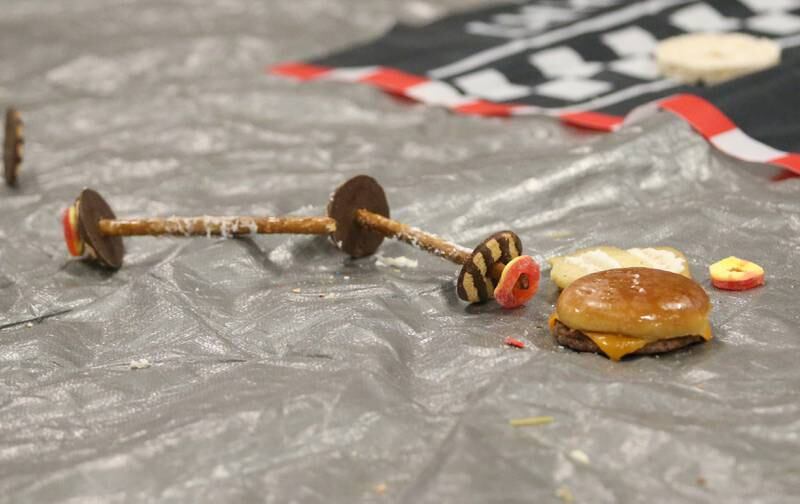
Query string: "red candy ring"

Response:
xmin=62 ymin=205 xmax=84 ymax=257
xmin=494 ymin=255 xmax=541 ymax=309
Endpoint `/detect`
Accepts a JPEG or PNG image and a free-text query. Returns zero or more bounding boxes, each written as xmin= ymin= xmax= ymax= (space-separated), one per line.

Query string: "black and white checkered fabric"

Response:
xmin=316 ymin=0 xmax=800 ymax=116
xmin=274 ymin=0 xmax=800 ymax=171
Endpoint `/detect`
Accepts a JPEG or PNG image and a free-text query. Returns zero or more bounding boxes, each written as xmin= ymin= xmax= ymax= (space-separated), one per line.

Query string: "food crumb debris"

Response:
xmin=556 ymin=485 xmax=575 ymax=503
xmin=569 ymin=449 xmax=591 ymax=465
xmin=696 ymin=476 xmax=707 ymax=487
xmin=129 ymin=359 xmax=151 ymax=370
xmin=504 ymin=337 xmax=525 ymax=349
xmin=268 ymin=245 xmax=293 ymax=266
xmin=373 ymin=483 xmax=387 ymax=495
xmin=291 ymin=288 xmax=302 ymax=293
xmin=509 ymin=416 xmax=554 ymax=427
xmin=318 ymin=294 xmax=325 ymax=298
xmin=26 ymin=322 xmax=34 ymax=328
xmin=212 ymin=465 xmax=230 ymax=479
xmin=406 ymin=1 xmax=441 ymax=21
xmin=343 ymin=275 xmax=350 ymax=280
xmin=376 ymin=255 xmax=419 ymax=269
xmin=546 ymin=230 xmax=573 ymax=239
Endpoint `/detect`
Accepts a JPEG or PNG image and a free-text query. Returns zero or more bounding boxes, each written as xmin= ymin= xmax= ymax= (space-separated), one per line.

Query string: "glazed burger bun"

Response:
xmin=556 ymin=268 xmax=710 ymax=341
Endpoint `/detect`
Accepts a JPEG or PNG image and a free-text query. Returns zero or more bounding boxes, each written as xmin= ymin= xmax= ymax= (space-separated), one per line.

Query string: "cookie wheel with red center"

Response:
xmin=62 ymin=189 xmax=125 ymax=270
xmin=457 ymin=231 xmax=532 ymax=305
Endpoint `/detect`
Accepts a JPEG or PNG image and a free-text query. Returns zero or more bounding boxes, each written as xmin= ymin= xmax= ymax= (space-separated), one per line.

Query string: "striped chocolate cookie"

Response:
xmin=457 ymin=231 xmax=522 ymax=304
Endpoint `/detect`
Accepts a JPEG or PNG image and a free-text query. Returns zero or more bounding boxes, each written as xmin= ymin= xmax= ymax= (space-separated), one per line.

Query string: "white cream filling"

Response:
xmin=563 ymin=250 xmax=621 ymax=272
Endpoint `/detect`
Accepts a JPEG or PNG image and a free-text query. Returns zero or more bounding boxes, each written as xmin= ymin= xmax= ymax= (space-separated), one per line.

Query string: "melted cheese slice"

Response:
xmin=548 ymin=313 xmax=558 ymax=330
xmin=583 ymin=332 xmax=648 ymax=361
xmin=698 ymin=320 xmax=713 ymax=341
xmin=549 ymin=314 xmax=712 ymax=361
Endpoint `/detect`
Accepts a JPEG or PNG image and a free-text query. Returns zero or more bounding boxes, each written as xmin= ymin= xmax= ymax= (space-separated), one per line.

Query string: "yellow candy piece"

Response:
xmin=709 ymin=256 xmax=764 ymax=291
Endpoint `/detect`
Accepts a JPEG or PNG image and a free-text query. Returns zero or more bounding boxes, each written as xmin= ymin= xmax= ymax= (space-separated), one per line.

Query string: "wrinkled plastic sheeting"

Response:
xmin=1 ymin=1 xmax=800 ymax=502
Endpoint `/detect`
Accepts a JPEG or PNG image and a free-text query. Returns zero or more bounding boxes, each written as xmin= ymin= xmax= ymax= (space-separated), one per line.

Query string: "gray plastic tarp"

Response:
xmin=1 ymin=1 xmax=799 ymax=502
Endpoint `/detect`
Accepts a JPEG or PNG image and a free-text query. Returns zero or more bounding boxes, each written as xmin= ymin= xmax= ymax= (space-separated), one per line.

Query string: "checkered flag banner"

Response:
xmin=272 ymin=0 xmax=800 ymax=176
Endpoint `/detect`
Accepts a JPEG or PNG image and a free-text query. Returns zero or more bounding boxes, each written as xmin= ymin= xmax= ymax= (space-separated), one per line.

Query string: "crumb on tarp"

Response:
xmin=569 ymin=449 xmax=591 ymax=465
xmin=268 ymin=245 xmax=293 ymax=266
xmin=546 ymin=230 xmax=573 ymax=239
xmin=373 ymin=483 xmax=387 ymax=495
xmin=504 ymin=337 xmax=525 ymax=348
xmin=25 ymin=322 xmax=34 ymax=328
xmin=129 ymin=359 xmax=152 ymax=370
xmin=509 ymin=416 xmax=554 ymax=427
xmin=291 ymin=288 xmax=302 ymax=293
xmin=556 ymin=485 xmax=575 ymax=503
xmin=376 ymin=255 xmax=418 ymax=269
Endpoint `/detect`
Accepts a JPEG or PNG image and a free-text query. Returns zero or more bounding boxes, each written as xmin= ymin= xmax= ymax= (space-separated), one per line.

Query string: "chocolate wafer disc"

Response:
xmin=3 ymin=108 xmax=24 ymax=187
xmin=457 ymin=231 xmax=522 ymax=304
xmin=77 ymin=189 xmax=125 ymax=270
xmin=328 ymin=175 xmax=390 ymax=258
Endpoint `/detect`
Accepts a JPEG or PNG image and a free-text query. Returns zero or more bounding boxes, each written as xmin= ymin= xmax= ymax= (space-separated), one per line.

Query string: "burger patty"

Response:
xmin=552 ymin=320 xmax=705 ymax=357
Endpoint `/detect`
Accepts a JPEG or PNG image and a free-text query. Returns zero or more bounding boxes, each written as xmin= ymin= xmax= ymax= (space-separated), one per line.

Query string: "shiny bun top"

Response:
xmin=556 ymin=268 xmax=710 ymax=340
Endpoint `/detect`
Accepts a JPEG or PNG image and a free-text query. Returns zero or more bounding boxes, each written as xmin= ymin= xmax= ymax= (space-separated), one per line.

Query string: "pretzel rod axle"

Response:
xmin=355 ymin=209 xmax=525 ymax=286
xmin=63 ymin=177 xmax=538 ymax=307
xmin=355 ymin=208 xmax=471 ymax=265
xmin=98 ymin=216 xmax=336 ymax=237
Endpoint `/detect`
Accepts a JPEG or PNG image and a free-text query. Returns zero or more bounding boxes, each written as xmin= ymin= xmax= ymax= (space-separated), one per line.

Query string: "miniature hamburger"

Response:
xmin=549 ymin=268 xmax=712 ymax=361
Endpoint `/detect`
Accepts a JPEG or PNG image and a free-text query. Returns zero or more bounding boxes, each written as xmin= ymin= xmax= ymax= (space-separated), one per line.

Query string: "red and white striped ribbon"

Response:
xmin=270 ymin=63 xmax=800 ymax=177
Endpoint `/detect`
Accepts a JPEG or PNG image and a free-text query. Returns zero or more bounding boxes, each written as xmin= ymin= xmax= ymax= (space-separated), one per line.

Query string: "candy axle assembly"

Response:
xmin=353 ymin=208 xmax=539 ymax=308
xmin=62 ymin=189 xmax=344 ymax=270
xmin=62 ymin=175 xmax=539 ymax=307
